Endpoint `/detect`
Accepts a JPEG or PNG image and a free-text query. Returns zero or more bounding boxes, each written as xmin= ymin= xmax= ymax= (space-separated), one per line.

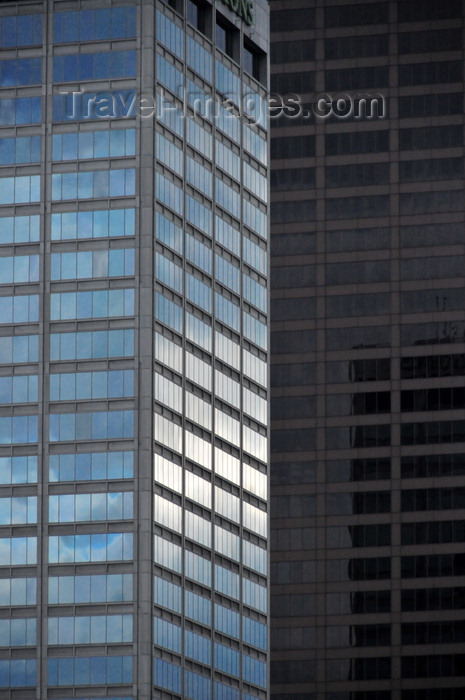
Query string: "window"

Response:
xmin=398 ymin=0 xmax=461 ymax=21
xmin=49 ymin=533 xmax=133 ymax=563
xmin=270 ymin=9 xmax=315 ymax=31
xmin=49 ymin=451 xmax=133 ymax=482
xmin=54 ymin=7 xmax=136 ymax=42
xmin=50 ymin=289 xmax=134 ymax=320
xmin=399 ymin=28 xmax=462 ymax=53
xmin=50 ymin=329 xmax=134 ymax=361
xmin=52 ymin=169 xmax=135 ymax=200
xmin=53 ymin=51 xmax=136 ymax=82
xmin=216 ymin=20 xmax=234 ymax=59
xmin=0 ymin=14 xmax=42 ymax=47
xmin=51 ymin=208 xmax=135 ymax=240
xmin=52 ymin=129 xmax=135 ymax=161
xmin=0 ymin=58 xmax=41 ymax=86
xmin=0 ymin=175 xmax=40 ymax=204
xmin=48 ymin=656 xmax=132 ymax=686
xmin=49 ymin=410 xmax=134 ymax=441
xmin=51 ymin=249 xmax=134 ymax=280
xmin=324 ymin=2 xmax=388 ymax=27
xmin=187 ymin=0 xmax=208 ymax=34
xmin=0 ymin=97 xmax=41 ymax=126
xmin=48 ymin=614 xmax=132 ymax=644
xmin=326 ymin=130 xmax=389 ymax=155
xmin=0 ymin=136 xmax=40 ymax=164
xmin=325 ymin=34 xmax=388 ymax=59
xmin=272 ymin=39 xmax=315 ymax=63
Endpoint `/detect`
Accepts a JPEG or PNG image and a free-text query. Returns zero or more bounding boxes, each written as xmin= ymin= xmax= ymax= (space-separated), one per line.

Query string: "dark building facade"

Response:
xmin=270 ymin=1 xmax=465 ymax=699
xmin=0 ymin=1 xmax=270 ymax=698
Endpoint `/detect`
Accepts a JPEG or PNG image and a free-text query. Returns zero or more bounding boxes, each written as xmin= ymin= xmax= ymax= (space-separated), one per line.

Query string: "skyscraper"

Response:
xmin=0 ymin=1 xmax=269 ymax=698
xmin=270 ymin=1 xmax=465 ymax=698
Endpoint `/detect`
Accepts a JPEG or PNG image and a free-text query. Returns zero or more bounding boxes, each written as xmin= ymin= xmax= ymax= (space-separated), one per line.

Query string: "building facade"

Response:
xmin=270 ymin=1 xmax=465 ymax=699
xmin=0 ymin=1 xmax=269 ymax=698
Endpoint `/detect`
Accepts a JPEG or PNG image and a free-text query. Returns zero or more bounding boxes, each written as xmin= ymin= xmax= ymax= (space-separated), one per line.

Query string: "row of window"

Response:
xmin=0 ymin=136 xmax=41 ymax=165
xmin=0 ymin=97 xmax=41 ymax=125
xmin=52 ymin=129 xmax=135 ymax=161
xmin=51 ymin=248 xmax=134 ymax=280
xmin=49 ymin=573 xmax=132 ymax=604
xmin=0 ymin=13 xmax=42 ymax=47
xmin=47 ymin=656 xmax=132 ymax=687
xmin=50 ymin=329 xmax=134 ymax=360
xmin=48 ymin=614 xmax=132 ymax=645
xmin=50 ymin=369 xmax=134 ymax=401
xmin=154 ymin=653 xmax=265 ymax=694
xmin=53 ymin=51 xmax=136 ymax=83
xmin=52 ymin=169 xmax=135 ymax=200
xmin=155 ymin=536 xmax=267 ymax=612
xmin=0 ymin=57 xmax=41 ymax=87
xmin=52 ymin=208 xmax=135 ymax=240
xmin=53 ymin=6 xmax=136 ymax=43
xmin=0 ymin=175 xmax=40 ymax=204
xmin=49 ymin=410 xmax=134 ymax=441
xmin=0 ymin=375 xmax=38 ymax=404
xmin=49 ymin=492 xmax=133 ymax=523
xmin=50 ymin=289 xmax=134 ymax=320
xmin=402 ymin=520 xmax=465 ymax=545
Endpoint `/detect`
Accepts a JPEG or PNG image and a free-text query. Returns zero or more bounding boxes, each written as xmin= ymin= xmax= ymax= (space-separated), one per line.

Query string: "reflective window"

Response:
xmin=0 ymin=578 xmax=36 ymax=606
xmin=0 ymin=295 xmax=38 ymax=324
xmin=0 ymin=497 xmax=37 ymax=525
xmin=187 ymin=118 xmax=212 ymax=159
xmin=51 ymin=208 xmax=135 ymax=240
xmin=49 ymin=492 xmax=133 ymax=523
xmin=0 ymin=215 xmax=39 ymax=244
xmin=0 ymin=659 xmax=36 ymax=687
xmin=48 ymin=533 xmax=133 ymax=563
xmin=0 ymin=97 xmax=41 ymax=126
xmin=153 ymin=617 xmax=181 ymax=653
xmin=50 ymin=329 xmax=134 ymax=360
xmin=0 ymin=175 xmax=40 ymax=204
xmin=187 ymin=36 xmax=212 ymax=82
xmin=156 ymin=211 xmax=183 ymax=253
xmin=0 ymin=375 xmax=38 ymax=404
xmin=156 ymin=172 xmax=183 ymax=215
xmin=48 ymin=614 xmax=132 ymax=644
xmin=52 ymin=129 xmax=135 ymax=160
xmin=0 ymin=537 xmax=36 ymax=565
xmin=154 ymin=576 xmax=182 ymax=613
xmin=0 ymin=136 xmax=41 ymax=165
xmin=0 ymin=416 xmax=38 ymax=444
xmin=0 ymin=618 xmax=36 ymax=647
xmin=49 ymin=410 xmax=134 ymax=441
xmin=0 ymin=255 xmax=39 ymax=284
xmin=54 ymin=7 xmax=136 ymax=42
xmin=156 ymin=10 xmax=184 ymax=59
xmin=48 ymin=656 xmax=132 ymax=686
xmin=51 ymin=249 xmax=134 ymax=280
xmin=0 ymin=456 xmax=37 ymax=485
xmin=0 ymin=335 xmax=38 ymax=364
xmin=49 ymin=573 xmax=132 ymax=604
xmin=49 ymin=450 xmax=133 ymax=482
xmin=51 ymin=169 xmax=135 ymax=200
xmin=156 ymin=54 xmax=184 ymax=95
xmin=50 ymin=289 xmax=134 ymax=320
xmin=53 ymin=51 xmax=136 ymax=82
xmin=0 ymin=14 xmax=42 ymax=47
xmin=0 ymin=58 xmax=41 ymax=86
xmin=187 ymin=155 xmax=212 ymax=196
xmin=153 ymin=658 xmax=181 ymax=693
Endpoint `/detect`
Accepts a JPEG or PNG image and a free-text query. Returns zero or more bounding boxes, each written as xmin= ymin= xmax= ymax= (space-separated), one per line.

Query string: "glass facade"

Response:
xmin=0 ymin=1 xmax=269 ymax=699
xmin=270 ymin=0 xmax=465 ymax=698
